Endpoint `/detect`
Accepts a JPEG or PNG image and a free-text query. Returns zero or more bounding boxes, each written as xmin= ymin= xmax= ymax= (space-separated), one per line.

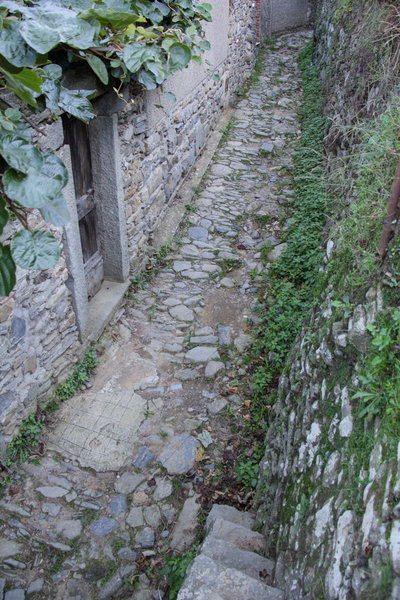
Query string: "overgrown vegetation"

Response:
xmin=161 ymin=543 xmax=199 ymax=600
xmin=6 ymin=413 xmax=42 ymax=466
xmin=53 ymin=346 xmax=98 ymax=403
xmin=249 ymin=41 xmax=326 ymax=401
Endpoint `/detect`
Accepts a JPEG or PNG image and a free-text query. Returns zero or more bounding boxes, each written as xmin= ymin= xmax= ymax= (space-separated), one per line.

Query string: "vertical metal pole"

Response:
xmin=378 ymin=160 xmax=400 ymax=259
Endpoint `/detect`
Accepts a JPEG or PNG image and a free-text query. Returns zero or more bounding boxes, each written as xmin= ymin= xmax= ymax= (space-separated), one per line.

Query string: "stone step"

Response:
xmin=205 ymin=504 xmax=255 ymax=532
xmin=201 ymin=536 xmax=275 ymax=584
xmin=177 ymin=554 xmax=284 ymax=600
xmin=207 ymin=516 xmax=267 ymax=554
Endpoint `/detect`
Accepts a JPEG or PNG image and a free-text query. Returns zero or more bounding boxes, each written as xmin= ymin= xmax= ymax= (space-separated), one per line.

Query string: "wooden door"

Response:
xmin=63 ymin=117 xmax=104 ymax=299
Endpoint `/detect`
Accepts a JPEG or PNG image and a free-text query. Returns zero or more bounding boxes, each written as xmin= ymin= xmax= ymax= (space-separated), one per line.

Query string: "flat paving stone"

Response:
xmin=0 ymin=539 xmax=22 ymax=560
xmin=127 ymin=506 xmax=144 ymax=528
xmin=55 ymin=519 xmax=82 ymax=540
xmin=90 ymin=518 xmax=118 ymax=537
xmin=108 ymin=494 xmax=127 ymax=515
xmin=169 ymin=305 xmax=194 ymax=321
xmin=153 ymin=479 xmax=173 ymax=501
xmin=115 ymin=473 xmax=145 ymax=494
xmin=158 ymin=434 xmax=200 ymax=475
xmin=185 ymin=346 xmax=220 ymax=363
xmin=36 ymin=486 xmax=68 ymax=499
xmin=133 ymin=447 xmax=156 ymax=470
xmin=188 ymin=227 xmax=208 ymax=241
xmin=42 ymin=503 xmax=61 ymax=518
xmin=135 ymin=527 xmax=155 ymax=548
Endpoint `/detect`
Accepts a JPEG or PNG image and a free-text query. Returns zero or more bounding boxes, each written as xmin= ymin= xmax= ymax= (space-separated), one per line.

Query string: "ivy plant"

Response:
xmin=0 ymin=0 xmax=213 ymax=296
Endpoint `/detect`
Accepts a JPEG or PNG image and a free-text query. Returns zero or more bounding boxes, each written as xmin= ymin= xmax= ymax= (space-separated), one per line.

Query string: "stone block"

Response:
xmin=178 ymin=554 xmax=283 ymax=600
xmin=207 ymin=517 xmax=267 ymax=554
xmin=206 ymin=505 xmax=255 ymax=532
xmin=201 ymin=537 xmax=275 ymax=584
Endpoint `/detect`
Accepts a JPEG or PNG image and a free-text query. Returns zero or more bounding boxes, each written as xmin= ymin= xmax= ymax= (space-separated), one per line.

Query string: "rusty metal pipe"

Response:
xmin=378 ymin=159 xmax=400 ymax=259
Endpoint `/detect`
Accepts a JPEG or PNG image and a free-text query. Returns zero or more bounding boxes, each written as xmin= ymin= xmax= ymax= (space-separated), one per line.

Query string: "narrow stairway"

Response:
xmin=178 ymin=505 xmax=283 ymax=600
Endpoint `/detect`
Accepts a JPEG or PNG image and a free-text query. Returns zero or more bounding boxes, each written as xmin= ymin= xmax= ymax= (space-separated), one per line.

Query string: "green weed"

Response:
xmin=53 ymin=347 xmax=98 ymax=403
xmin=161 ymin=544 xmax=199 ymax=600
xmin=6 ymin=414 xmax=42 ymax=466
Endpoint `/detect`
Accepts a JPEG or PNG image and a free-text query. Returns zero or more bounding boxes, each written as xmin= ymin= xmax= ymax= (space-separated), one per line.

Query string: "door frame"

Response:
xmin=61 ymin=99 xmax=129 ymax=340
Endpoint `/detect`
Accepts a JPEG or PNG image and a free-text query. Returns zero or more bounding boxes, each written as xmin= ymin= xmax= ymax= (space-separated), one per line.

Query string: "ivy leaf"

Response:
xmin=58 ymin=87 xmax=94 ymax=122
xmin=11 ymin=67 xmax=42 ymax=93
xmin=133 ymin=0 xmax=170 ymax=24
xmin=40 ymin=193 xmax=70 ymax=226
xmin=3 ymin=167 xmax=64 ymax=209
xmin=162 ymin=91 xmax=176 ymax=104
xmin=169 ymin=43 xmax=191 ymax=73
xmin=191 ymin=54 xmax=202 ymax=66
xmin=86 ymin=54 xmax=109 ymax=85
xmin=80 ymin=8 xmax=145 ymax=30
xmin=137 ymin=68 xmax=157 ymax=90
xmin=0 ymin=135 xmax=42 ymax=173
xmin=198 ymin=39 xmax=211 ymax=51
xmin=42 ymin=63 xmax=63 ymax=80
xmin=123 ymin=41 xmax=146 ymax=72
xmin=1 ymin=69 xmax=39 ymax=108
xmin=11 ymin=229 xmax=60 ymax=270
xmin=197 ymin=430 xmax=212 ymax=448
xmin=0 ymin=243 xmax=16 ymax=297
xmin=0 ymin=21 xmax=37 ymax=68
xmin=40 ymin=153 xmax=69 ymax=188
xmin=0 ymin=196 xmax=8 ymax=235
xmin=19 ymin=19 xmax=60 ymax=54
xmin=20 ymin=5 xmax=96 ymax=54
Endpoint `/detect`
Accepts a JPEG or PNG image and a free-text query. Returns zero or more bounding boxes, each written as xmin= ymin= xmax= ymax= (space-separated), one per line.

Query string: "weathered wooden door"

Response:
xmin=63 ymin=117 xmax=104 ymax=299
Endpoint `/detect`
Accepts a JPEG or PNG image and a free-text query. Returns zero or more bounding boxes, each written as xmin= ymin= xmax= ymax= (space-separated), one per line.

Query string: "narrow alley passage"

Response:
xmin=0 ymin=30 xmax=310 ymax=600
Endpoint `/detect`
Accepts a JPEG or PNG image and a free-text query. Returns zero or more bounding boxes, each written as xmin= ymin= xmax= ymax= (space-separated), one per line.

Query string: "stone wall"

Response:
xmin=0 ymin=0 xmax=257 ymax=453
xmin=254 ymin=1 xmax=400 ymax=598
xmin=266 ymin=0 xmax=310 ymax=35
xmin=118 ymin=0 xmax=257 ymax=271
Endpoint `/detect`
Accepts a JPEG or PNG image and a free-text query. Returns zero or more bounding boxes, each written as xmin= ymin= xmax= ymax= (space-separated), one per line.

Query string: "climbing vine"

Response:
xmin=0 ymin=0 xmax=213 ymax=296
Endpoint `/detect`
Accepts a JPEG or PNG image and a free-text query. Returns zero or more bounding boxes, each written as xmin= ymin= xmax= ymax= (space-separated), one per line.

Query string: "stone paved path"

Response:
xmin=0 ymin=30 xmax=310 ymax=600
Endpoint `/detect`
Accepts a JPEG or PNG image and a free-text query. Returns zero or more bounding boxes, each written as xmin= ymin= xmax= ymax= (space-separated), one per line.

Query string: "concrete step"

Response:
xmin=177 ymin=554 xmax=284 ymax=600
xmin=201 ymin=536 xmax=275 ymax=584
xmin=207 ymin=516 xmax=267 ymax=554
xmin=205 ymin=504 xmax=255 ymax=532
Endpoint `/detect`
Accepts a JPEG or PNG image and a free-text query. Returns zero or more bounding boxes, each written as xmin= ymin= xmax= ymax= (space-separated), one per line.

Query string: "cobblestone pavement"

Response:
xmin=0 ymin=30 xmax=310 ymax=600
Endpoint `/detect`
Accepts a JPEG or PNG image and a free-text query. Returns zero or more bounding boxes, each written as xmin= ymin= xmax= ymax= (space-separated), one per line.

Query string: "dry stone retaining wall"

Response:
xmin=254 ymin=1 xmax=400 ymax=597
